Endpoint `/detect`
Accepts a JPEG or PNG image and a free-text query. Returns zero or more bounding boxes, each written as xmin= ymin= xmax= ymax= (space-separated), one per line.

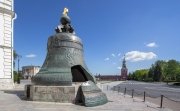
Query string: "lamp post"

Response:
xmin=17 ymin=55 xmax=22 ymax=84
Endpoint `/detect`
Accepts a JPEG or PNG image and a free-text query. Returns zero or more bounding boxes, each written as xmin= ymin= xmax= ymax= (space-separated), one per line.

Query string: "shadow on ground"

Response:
xmin=3 ymin=90 xmax=26 ymax=100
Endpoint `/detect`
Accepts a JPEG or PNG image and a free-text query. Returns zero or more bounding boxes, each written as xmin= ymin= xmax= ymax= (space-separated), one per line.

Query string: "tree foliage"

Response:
xmin=13 ymin=50 xmax=18 ymax=69
xmin=129 ymin=69 xmax=149 ymax=81
xmin=129 ymin=59 xmax=180 ymax=82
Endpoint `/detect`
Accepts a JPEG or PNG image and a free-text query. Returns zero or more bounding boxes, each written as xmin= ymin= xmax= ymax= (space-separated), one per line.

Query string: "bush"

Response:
xmin=13 ymin=71 xmax=18 ymax=83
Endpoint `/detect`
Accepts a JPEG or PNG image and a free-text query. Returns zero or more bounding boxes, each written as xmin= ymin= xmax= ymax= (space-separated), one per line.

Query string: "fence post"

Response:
xmin=132 ymin=89 xmax=134 ymax=98
xmin=160 ymin=95 xmax=163 ymax=108
xmin=124 ymin=88 xmax=126 ymax=95
xmin=143 ymin=91 xmax=146 ymax=102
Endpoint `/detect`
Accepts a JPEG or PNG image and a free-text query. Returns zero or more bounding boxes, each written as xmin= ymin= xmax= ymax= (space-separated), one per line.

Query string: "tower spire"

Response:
xmin=122 ymin=55 xmax=126 ymax=68
xmin=121 ymin=54 xmax=128 ymax=80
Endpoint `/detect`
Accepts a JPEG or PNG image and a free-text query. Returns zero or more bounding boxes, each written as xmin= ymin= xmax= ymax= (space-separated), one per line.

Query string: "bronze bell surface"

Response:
xmin=29 ymin=8 xmax=107 ymax=107
xmin=32 ymin=9 xmax=95 ymax=86
xmin=32 ymin=32 xmax=96 ymax=85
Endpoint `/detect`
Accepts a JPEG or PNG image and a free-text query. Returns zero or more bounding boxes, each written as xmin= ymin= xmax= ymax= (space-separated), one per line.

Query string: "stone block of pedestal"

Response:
xmin=25 ymin=85 xmax=75 ymax=103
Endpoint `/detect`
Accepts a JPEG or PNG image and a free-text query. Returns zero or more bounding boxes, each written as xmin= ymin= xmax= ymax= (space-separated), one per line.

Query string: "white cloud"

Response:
xmin=125 ymin=51 xmax=157 ymax=62
xmin=26 ymin=54 xmax=36 ymax=58
xmin=104 ymin=58 xmax=110 ymax=61
xmin=117 ymin=67 xmax=121 ymax=70
xmin=146 ymin=42 xmax=158 ymax=48
xmin=111 ymin=53 xmax=116 ymax=57
xmin=118 ymin=53 xmax=121 ymax=56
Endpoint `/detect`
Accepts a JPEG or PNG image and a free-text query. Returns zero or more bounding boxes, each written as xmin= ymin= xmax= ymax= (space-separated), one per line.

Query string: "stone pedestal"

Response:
xmin=25 ymin=85 xmax=75 ymax=103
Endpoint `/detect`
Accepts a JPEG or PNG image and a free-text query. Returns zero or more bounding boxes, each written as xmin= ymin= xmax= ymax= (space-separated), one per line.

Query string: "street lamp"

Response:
xmin=17 ymin=55 xmax=22 ymax=84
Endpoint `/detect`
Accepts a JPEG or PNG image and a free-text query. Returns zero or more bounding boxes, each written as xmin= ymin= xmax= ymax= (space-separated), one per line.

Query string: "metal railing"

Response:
xmin=106 ymin=85 xmax=180 ymax=109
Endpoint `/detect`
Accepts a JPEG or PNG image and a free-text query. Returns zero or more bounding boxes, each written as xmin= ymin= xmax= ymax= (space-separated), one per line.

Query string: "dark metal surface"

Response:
xmin=31 ymin=8 xmax=107 ymax=107
xmin=55 ymin=12 xmax=74 ymax=33
xmin=80 ymin=81 xmax=108 ymax=107
xmin=75 ymin=81 xmax=108 ymax=107
xmin=32 ymin=33 xmax=94 ymax=85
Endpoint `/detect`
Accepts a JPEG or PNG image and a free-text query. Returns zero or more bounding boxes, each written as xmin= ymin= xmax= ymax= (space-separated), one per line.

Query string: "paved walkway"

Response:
xmin=0 ymin=81 xmax=173 ymax=111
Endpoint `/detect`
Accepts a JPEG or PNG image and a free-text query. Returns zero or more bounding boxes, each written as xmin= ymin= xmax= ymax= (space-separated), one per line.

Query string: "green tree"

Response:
xmin=148 ymin=64 xmax=154 ymax=79
xmin=133 ymin=69 xmax=149 ymax=81
xmin=164 ymin=60 xmax=179 ymax=81
xmin=128 ymin=72 xmax=133 ymax=80
xmin=153 ymin=62 xmax=162 ymax=82
xmin=131 ymin=59 xmax=180 ymax=83
xmin=174 ymin=61 xmax=180 ymax=82
xmin=176 ymin=68 xmax=180 ymax=82
xmin=155 ymin=60 xmax=167 ymax=81
xmin=13 ymin=50 xmax=18 ymax=69
xmin=13 ymin=71 xmax=18 ymax=83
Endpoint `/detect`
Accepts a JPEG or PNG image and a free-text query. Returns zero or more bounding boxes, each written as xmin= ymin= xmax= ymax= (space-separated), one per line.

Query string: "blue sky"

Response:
xmin=14 ymin=0 xmax=180 ymax=75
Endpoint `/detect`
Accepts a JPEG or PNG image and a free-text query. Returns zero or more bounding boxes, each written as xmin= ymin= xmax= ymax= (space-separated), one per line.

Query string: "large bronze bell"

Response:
xmin=30 ymin=8 xmax=107 ymax=107
xmin=32 ymin=9 xmax=95 ymax=85
xmin=32 ymin=32 xmax=96 ymax=85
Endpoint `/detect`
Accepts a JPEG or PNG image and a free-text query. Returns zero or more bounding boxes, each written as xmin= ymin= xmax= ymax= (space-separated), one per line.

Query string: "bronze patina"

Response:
xmin=31 ymin=8 xmax=107 ymax=107
xmin=32 ymin=8 xmax=95 ymax=85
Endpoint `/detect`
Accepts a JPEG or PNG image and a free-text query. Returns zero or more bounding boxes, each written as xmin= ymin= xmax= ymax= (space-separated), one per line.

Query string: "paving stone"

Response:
xmin=0 ymin=81 xmax=174 ymax=111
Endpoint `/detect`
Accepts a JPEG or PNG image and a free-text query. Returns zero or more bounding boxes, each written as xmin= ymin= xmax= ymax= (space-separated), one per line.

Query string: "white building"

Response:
xmin=22 ymin=66 xmax=40 ymax=79
xmin=0 ymin=0 xmax=15 ymax=89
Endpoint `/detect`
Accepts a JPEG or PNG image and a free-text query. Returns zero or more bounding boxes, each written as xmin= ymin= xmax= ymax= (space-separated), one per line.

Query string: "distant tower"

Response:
xmin=121 ymin=56 xmax=128 ymax=80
